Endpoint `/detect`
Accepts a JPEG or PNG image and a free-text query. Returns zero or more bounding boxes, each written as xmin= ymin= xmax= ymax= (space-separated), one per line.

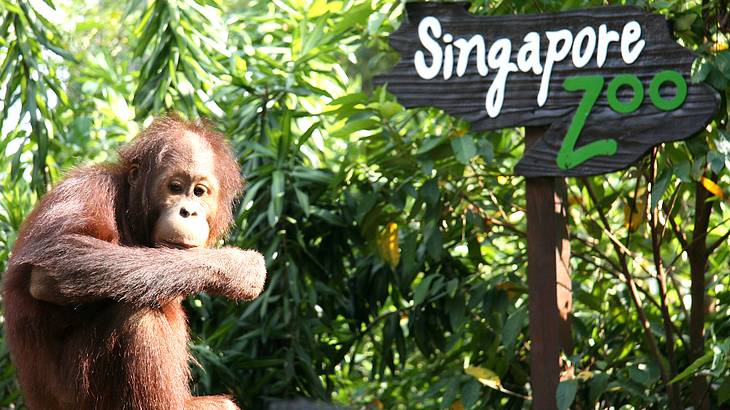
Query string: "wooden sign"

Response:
xmin=374 ymin=3 xmax=719 ymax=176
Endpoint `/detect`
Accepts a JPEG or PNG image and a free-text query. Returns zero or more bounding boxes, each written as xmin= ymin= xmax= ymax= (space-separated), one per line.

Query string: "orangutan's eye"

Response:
xmin=193 ymin=185 xmax=206 ymax=197
xmin=169 ymin=181 xmax=183 ymax=194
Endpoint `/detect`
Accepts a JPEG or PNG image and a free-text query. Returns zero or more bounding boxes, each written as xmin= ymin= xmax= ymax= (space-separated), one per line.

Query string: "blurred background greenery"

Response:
xmin=0 ymin=0 xmax=729 ymax=408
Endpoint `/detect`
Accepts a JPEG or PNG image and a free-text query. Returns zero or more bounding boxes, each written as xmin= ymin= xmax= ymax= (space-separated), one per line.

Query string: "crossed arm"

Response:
xmin=18 ymin=233 xmax=266 ymax=307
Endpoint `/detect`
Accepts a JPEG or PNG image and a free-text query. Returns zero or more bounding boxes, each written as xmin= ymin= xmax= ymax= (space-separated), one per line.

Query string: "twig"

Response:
xmin=581 ymin=177 xmax=671 ymax=389
xmin=649 ymin=149 xmax=680 ymax=409
xmin=706 ymin=229 xmax=730 ymax=257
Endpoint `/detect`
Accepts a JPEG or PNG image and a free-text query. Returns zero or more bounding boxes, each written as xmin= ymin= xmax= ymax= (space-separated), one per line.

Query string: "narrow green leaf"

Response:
xmin=670 ymin=351 xmax=713 ymax=384
xmin=269 ymin=170 xmax=285 ymax=227
xmin=502 ymin=306 xmax=527 ymax=350
xmin=413 ymin=274 xmax=436 ymax=306
xmin=650 ymin=169 xmax=671 ymax=209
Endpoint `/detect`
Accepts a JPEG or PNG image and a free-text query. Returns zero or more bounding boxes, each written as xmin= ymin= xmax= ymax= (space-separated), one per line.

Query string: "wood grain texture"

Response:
xmin=374 ymin=3 xmax=719 ymax=176
xmin=525 ymin=127 xmax=572 ymax=409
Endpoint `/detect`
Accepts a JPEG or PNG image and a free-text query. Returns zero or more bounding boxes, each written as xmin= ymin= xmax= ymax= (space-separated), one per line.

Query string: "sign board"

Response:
xmin=374 ymin=3 xmax=719 ymax=176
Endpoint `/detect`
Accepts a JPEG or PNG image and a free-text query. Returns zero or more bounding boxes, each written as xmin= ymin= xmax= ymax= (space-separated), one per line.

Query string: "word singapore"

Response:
xmin=375 ymin=4 xmax=718 ymax=176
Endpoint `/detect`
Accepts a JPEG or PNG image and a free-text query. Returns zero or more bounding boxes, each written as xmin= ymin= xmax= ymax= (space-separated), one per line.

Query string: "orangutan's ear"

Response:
xmin=128 ymin=164 xmax=139 ymax=187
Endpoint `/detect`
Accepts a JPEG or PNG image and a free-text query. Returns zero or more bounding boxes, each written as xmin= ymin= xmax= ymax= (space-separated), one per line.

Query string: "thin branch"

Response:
xmin=649 ymin=149 xmax=680 ymax=409
xmin=658 ymin=182 xmax=682 ymax=244
xmin=706 ymin=229 xmax=730 ymax=257
xmin=581 ymin=177 xmax=671 ymax=388
xmin=666 ymin=207 xmax=690 ymax=251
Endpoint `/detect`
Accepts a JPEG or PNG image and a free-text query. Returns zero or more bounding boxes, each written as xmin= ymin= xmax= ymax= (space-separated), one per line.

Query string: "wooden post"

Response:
xmin=525 ymin=127 xmax=572 ymax=409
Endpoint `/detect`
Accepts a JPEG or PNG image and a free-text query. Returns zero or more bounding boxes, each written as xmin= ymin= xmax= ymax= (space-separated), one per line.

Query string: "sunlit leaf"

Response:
xmin=701 ymin=176 xmax=724 ymax=198
xmin=465 ymin=366 xmax=500 ymax=390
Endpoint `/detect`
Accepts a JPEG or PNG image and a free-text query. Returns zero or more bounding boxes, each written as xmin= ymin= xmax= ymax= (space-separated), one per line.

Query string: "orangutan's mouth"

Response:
xmin=159 ymin=241 xmax=199 ymax=250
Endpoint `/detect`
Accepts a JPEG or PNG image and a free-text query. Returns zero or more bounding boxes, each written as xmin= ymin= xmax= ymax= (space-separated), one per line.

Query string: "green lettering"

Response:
xmin=649 ymin=70 xmax=687 ymax=111
xmin=607 ymin=74 xmax=644 ymax=114
xmin=557 ymin=75 xmax=618 ymax=170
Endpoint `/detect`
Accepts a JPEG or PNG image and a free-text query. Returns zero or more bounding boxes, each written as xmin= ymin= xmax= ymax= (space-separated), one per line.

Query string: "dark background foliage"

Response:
xmin=1 ymin=0 xmax=729 ymax=409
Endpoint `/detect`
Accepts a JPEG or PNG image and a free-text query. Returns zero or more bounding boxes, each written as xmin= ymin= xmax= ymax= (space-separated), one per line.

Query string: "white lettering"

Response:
xmin=409 ymin=17 xmax=649 ymax=117
xmin=621 ymin=21 xmax=645 ymax=64
xmin=414 ymin=17 xmax=443 ymax=80
xmin=517 ymin=32 xmax=543 ymax=75
xmin=486 ymin=38 xmax=518 ymax=117
xmin=454 ymin=35 xmax=488 ymax=77
xmin=597 ymin=24 xmax=620 ymax=67
xmin=443 ymin=33 xmax=454 ymax=79
xmin=539 ymin=30 xmax=573 ymax=107
xmin=572 ymin=26 xmax=596 ymax=68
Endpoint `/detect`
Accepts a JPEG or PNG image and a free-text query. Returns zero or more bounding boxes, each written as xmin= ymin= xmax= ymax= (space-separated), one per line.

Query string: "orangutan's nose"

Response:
xmin=179 ymin=207 xmax=198 ymax=218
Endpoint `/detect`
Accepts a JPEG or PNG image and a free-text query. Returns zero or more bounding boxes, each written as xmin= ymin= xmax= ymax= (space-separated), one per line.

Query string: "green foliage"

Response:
xmin=0 ymin=0 xmax=730 ymax=409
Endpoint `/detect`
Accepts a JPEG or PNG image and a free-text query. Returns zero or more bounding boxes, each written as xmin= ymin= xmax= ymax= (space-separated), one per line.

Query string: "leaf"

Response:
xmin=327 ymin=92 xmax=367 ymax=107
xmin=442 ymin=376 xmax=460 ymax=408
xmin=445 ymin=292 xmax=465 ymax=330
xmin=425 ymin=222 xmax=443 ymax=261
xmin=300 ymin=16 xmax=326 ymax=56
xmin=331 ymin=2 xmax=371 ymax=35
xmin=375 ymin=101 xmax=402 ymax=119
xmin=413 ymin=274 xmax=436 ymax=306
xmin=296 ymin=121 xmax=320 ymax=149
xmin=460 ymin=379 xmax=481 ymax=408
xmin=623 ymin=190 xmax=646 ymax=231
xmin=708 ymin=150 xmax=726 ymax=174
xmin=701 ymin=176 xmax=724 ymax=199
xmin=329 ymin=118 xmax=379 ymax=139
xmin=502 ymin=306 xmax=527 ymax=350
xmin=451 ymin=135 xmax=476 ymax=164
xmin=419 ymin=179 xmax=440 ymax=206
xmin=307 ymin=0 xmax=335 ymax=18
xmin=673 ymin=13 xmax=697 ymax=32
xmin=650 ymin=169 xmax=671 ymax=209
xmin=477 ymin=138 xmax=494 ymax=162
xmin=465 ymin=366 xmax=501 ymax=390
xmin=355 ymin=192 xmax=377 ymax=223
xmin=376 ymin=222 xmax=400 ymax=269
xmin=719 ymin=377 xmax=730 ymax=404
xmin=291 ymin=167 xmax=333 ymax=184
xmin=367 ymin=11 xmax=386 ymax=35
xmin=415 ymin=136 xmax=446 ymax=155
xmin=556 ymin=379 xmax=578 ymax=410
xmin=670 ymin=351 xmax=713 ymax=384
xmin=716 ymin=51 xmax=730 ymax=80
xmin=449 ymin=399 xmax=464 ymax=410
xmin=294 ymin=187 xmax=310 ymax=217
xmin=588 ymin=372 xmax=609 ymax=404
xmin=268 ymin=170 xmax=285 ymax=227
xmin=628 ymin=364 xmax=658 ymax=386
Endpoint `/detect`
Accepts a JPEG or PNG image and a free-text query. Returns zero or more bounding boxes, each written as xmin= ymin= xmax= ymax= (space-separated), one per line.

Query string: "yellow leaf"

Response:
xmin=623 ymin=208 xmax=644 ymax=231
xmin=567 ymin=193 xmax=582 ymax=206
xmin=450 ymin=399 xmax=465 ymax=410
xmin=623 ymin=189 xmax=647 ymax=231
xmin=369 ymin=399 xmax=384 ymax=409
xmin=465 ymin=366 xmax=501 ymax=390
xmin=495 ymin=282 xmax=521 ymax=300
xmin=308 ymin=0 xmax=342 ymax=17
xmin=577 ymin=370 xmax=593 ymax=381
xmin=377 ymin=222 xmax=400 ymax=269
xmin=711 ymin=42 xmax=728 ymax=52
xmin=701 ymin=177 xmax=724 ymax=199
xmin=234 ymin=56 xmax=247 ymax=74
